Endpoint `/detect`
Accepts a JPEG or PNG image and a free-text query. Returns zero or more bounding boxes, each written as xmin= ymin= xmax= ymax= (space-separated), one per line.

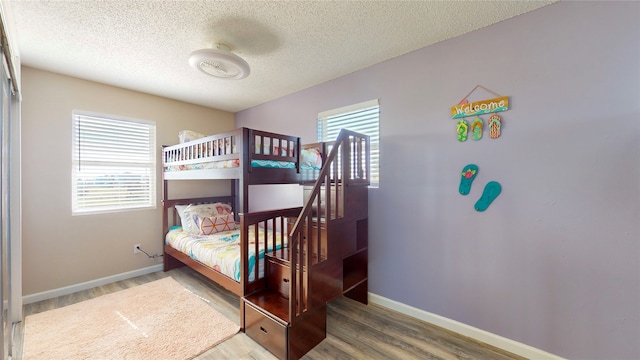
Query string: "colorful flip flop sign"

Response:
xmin=451 ymin=96 xmax=509 ymax=119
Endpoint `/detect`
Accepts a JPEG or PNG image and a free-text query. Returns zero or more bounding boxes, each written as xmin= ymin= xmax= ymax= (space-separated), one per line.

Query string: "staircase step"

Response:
xmin=244 ymin=289 xmax=290 ymax=324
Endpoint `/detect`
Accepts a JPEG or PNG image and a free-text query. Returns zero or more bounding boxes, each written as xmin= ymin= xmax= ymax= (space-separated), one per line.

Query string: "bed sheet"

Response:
xmin=164 ymin=160 xmax=321 ymax=172
xmin=165 ymin=226 xmax=285 ymax=282
xmin=163 ymin=148 xmax=323 ymax=172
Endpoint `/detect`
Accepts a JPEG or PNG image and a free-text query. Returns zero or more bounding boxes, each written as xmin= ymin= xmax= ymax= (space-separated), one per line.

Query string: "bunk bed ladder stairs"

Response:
xmin=243 ymin=130 xmax=370 ymax=360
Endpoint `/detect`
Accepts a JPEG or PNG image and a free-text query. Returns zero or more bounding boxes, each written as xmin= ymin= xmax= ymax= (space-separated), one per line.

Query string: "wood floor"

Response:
xmin=14 ymin=267 xmax=525 ymax=360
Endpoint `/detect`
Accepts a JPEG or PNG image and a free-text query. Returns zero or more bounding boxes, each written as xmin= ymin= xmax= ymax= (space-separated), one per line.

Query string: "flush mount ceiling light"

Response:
xmin=188 ymin=43 xmax=250 ymax=80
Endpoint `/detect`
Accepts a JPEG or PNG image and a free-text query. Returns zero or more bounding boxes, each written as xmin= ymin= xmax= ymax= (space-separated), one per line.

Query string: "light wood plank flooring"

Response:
xmin=14 ymin=267 xmax=525 ymax=359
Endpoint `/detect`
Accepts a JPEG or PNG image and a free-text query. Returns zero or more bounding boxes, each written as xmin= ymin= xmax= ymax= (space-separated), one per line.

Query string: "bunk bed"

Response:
xmin=162 ymin=127 xmax=327 ymax=297
xmin=162 ymin=127 xmax=369 ymax=359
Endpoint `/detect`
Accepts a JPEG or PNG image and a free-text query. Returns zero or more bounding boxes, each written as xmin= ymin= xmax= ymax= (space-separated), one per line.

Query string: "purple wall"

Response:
xmin=236 ymin=2 xmax=640 ymax=359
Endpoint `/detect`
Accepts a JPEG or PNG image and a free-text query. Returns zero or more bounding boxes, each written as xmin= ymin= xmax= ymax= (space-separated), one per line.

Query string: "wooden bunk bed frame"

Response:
xmin=162 ymin=127 xmax=328 ymax=297
xmin=162 ymin=127 xmax=369 ymax=359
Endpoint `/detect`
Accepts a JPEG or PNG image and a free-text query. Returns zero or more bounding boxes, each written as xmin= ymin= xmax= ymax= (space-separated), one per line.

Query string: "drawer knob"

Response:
xmin=260 ymin=326 xmax=268 ymax=334
xmin=283 ymin=278 xmax=289 ymax=283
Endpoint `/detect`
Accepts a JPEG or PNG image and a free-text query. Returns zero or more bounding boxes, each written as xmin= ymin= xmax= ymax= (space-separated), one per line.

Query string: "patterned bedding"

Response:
xmin=164 ymin=148 xmax=323 ymax=172
xmin=165 ymin=226 xmax=286 ymax=282
xmin=164 ymin=159 xmax=298 ymax=172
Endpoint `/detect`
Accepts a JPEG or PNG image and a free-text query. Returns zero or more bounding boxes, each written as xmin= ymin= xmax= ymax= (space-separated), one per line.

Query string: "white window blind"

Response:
xmin=72 ymin=111 xmax=156 ymax=215
xmin=318 ymin=99 xmax=379 ymax=186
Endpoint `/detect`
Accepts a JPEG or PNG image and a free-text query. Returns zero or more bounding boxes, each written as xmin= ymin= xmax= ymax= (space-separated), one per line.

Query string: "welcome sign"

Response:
xmin=451 ymin=96 xmax=509 ymax=119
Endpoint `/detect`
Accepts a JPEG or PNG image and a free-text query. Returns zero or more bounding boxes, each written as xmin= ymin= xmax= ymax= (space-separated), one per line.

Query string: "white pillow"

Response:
xmin=178 ymin=130 xmax=205 ymax=143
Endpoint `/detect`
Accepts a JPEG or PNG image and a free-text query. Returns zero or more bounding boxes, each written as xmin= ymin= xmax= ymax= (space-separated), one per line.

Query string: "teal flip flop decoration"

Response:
xmin=459 ymin=164 xmax=478 ymax=195
xmin=471 ymin=116 xmax=483 ymax=141
xmin=475 ymin=181 xmax=502 ymax=212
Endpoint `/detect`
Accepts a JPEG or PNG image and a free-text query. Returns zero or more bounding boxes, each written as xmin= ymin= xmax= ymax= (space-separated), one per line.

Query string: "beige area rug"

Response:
xmin=23 ymin=277 xmax=239 ymax=360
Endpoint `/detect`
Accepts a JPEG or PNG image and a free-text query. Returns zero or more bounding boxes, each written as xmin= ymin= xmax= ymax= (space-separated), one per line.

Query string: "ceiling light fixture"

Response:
xmin=188 ymin=43 xmax=250 ymax=80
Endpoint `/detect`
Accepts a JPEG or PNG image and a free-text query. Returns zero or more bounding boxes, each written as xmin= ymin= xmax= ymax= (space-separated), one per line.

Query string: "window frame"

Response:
xmin=71 ymin=110 xmax=157 ymax=215
xmin=317 ymin=99 xmax=380 ymax=187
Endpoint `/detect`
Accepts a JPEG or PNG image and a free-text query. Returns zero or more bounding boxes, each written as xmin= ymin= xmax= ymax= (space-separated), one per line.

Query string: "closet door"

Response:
xmin=0 ymin=55 xmax=10 ymax=360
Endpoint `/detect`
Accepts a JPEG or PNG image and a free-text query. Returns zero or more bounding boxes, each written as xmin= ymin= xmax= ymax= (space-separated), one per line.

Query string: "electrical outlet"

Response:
xmin=134 ymin=244 xmax=141 ymax=254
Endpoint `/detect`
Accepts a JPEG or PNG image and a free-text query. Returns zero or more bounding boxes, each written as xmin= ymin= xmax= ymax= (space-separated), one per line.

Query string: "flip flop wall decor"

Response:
xmin=471 ymin=116 xmax=483 ymax=141
xmin=475 ymin=181 xmax=502 ymax=212
xmin=489 ymin=114 xmax=502 ymax=139
xmin=459 ymin=164 xmax=478 ymax=195
xmin=457 ymin=119 xmax=469 ymax=142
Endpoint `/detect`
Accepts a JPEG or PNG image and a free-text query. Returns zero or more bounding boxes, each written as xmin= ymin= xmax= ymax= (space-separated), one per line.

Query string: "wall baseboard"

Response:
xmin=368 ymin=293 xmax=565 ymax=360
xmin=23 ymin=265 xmax=163 ymax=305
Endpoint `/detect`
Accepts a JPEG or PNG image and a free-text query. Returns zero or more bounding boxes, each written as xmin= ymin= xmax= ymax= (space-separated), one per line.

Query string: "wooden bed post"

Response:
xmin=240 ymin=127 xmax=250 ymax=214
xmin=231 ymin=179 xmax=238 ymax=221
xmin=231 ymin=178 xmax=249 ymax=220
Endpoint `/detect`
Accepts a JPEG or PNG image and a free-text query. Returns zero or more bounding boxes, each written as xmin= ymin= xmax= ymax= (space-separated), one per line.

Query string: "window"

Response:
xmin=318 ymin=99 xmax=380 ymax=186
xmin=72 ymin=111 xmax=156 ymax=215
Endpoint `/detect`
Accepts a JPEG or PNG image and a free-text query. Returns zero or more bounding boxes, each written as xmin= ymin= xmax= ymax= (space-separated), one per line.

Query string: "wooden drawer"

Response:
xmin=244 ymin=303 xmax=288 ymax=359
xmin=268 ymin=259 xmax=291 ymax=298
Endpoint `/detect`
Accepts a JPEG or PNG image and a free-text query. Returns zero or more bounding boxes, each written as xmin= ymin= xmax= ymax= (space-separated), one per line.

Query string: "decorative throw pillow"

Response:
xmin=178 ymin=130 xmax=205 ymax=143
xmin=175 ymin=202 xmax=233 ymax=235
xmin=199 ymin=213 xmax=236 ymax=235
xmin=300 ymin=148 xmax=322 ymax=168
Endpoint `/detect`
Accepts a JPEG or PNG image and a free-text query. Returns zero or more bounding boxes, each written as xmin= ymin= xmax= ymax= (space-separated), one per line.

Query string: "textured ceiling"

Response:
xmin=9 ymin=0 xmax=555 ymax=113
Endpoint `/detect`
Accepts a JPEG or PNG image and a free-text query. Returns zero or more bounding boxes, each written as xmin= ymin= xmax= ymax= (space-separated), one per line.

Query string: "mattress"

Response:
xmin=163 ymin=148 xmax=323 ymax=172
xmin=165 ymin=226 xmax=285 ymax=282
xmin=164 ymin=159 xmax=301 ymax=172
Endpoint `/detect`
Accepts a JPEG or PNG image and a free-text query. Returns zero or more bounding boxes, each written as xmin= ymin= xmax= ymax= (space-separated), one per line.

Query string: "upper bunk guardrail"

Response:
xmin=163 ymin=128 xmax=242 ymax=166
xmin=247 ymin=128 xmax=300 ymax=169
xmin=162 ymin=128 xmax=301 ymax=169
